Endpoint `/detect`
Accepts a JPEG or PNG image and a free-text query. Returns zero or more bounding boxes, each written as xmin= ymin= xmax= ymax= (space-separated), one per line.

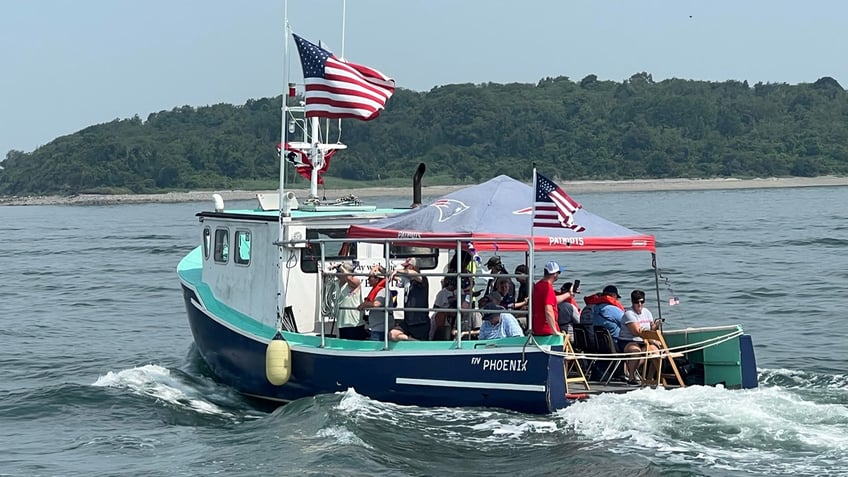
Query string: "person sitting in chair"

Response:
xmin=478 ymin=293 xmax=524 ymax=340
xmin=618 ymin=289 xmax=660 ymax=383
xmin=587 ymin=285 xmax=626 ymax=340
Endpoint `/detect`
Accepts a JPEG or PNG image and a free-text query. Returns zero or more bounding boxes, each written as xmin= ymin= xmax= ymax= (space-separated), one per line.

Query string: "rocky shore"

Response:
xmin=2 ymin=176 xmax=847 ymax=206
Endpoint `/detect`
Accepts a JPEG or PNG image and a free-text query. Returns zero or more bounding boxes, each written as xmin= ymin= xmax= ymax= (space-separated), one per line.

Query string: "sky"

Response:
xmin=1 ymin=0 xmax=846 ymax=156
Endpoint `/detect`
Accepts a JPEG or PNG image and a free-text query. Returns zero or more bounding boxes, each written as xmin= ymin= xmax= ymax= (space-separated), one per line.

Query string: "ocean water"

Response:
xmin=1 ymin=186 xmax=847 ymax=477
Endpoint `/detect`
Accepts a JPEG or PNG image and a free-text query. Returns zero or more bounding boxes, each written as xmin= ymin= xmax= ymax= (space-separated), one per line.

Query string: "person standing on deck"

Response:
xmin=359 ymin=265 xmax=391 ymax=341
xmin=531 ymin=261 xmax=572 ymax=336
xmin=389 ymin=258 xmax=430 ymax=340
xmin=557 ymin=281 xmax=581 ymax=342
xmin=513 ymin=264 xmax=530 ymax=310
xmin=484 ymin=256 xmax=515 ymax=298
xmin=335 ymin=263 xmax=367 ymax=340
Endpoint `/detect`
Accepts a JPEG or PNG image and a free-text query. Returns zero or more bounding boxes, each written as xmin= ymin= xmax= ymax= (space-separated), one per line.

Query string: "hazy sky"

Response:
xmin=1 ymin=0 xmax=845 ymax=156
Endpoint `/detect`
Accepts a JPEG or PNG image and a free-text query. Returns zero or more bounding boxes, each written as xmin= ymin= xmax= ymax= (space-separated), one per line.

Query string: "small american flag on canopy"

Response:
xmin=292 ymin=34 xmax=395 ymax=121
xmin=533 ymin=172 xmax=586 ymax=232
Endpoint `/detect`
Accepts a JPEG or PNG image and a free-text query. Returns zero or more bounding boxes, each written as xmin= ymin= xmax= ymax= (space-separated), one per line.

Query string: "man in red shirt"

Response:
xmin=531 ymin=261 xmax=572 ymax=336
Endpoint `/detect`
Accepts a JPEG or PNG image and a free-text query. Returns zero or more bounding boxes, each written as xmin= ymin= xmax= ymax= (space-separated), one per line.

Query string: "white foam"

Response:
xmin=557 ymin=384 xmax=848 ymax=474
xmin=93 ymin=364 xmax=233 ymax=418
xmin=331 ymin=379 xmax=848 ymax=474
xmin=316 ymin=425 xmax=365 ymax=446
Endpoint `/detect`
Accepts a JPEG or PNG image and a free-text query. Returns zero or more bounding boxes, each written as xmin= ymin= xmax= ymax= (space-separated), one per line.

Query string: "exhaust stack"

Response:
xmin=412 ymin=163 xmax=426 ymax=208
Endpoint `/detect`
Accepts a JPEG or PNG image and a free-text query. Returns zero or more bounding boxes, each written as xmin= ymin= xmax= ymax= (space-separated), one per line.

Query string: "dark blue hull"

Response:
xmin=182 ymin=285 xmax=568 ymax=414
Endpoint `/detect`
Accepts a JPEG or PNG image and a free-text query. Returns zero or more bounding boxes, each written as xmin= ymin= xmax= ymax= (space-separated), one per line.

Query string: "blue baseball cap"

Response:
xmin=544 ymin=261 xmax=563 ymax=274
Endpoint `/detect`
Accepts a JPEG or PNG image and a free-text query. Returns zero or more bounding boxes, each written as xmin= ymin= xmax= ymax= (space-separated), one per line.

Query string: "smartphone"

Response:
xmin=573 ymin=279 xmax=581 ymax=293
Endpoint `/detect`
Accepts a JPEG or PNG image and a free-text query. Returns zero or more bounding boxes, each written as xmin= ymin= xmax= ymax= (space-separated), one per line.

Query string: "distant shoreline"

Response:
xmin=2 ymin=176 xmax=847 ymax=206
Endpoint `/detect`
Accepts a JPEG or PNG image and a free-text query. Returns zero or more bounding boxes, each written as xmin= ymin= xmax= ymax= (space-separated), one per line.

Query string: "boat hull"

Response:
xmin=182 ymin=285 xmax=568 ymax=414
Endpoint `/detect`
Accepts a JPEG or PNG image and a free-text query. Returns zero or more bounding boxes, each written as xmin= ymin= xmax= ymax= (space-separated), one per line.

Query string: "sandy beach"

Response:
xmin=2 ymin=176 xmax=847 ymax=206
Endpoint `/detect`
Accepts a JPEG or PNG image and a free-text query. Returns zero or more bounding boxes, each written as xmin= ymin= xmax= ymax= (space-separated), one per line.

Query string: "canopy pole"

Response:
xmin=652 ymin=253 xmax=663 ymax=327
xmin=528 ymin=168 xmax=538 ymax=335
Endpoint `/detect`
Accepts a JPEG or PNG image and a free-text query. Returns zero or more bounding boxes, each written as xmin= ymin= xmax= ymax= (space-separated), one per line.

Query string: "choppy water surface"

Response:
xmin=1 ymin=187 xmax=846 ymax=476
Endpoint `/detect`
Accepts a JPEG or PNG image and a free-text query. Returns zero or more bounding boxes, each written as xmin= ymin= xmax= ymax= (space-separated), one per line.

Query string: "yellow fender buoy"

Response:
xmin=265 ymin=332 xmax=291 ymax=385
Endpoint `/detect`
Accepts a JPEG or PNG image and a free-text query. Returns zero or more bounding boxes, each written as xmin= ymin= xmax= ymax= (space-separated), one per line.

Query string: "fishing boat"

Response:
xmin=176 ymin=27 xmax=758 ymax=415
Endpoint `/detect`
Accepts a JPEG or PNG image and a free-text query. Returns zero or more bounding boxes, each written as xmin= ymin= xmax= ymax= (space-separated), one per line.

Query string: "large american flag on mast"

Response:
xmin=292 ymin=34 xmax=395 ymax=121
xmin=533 ymin=172 xmax=586 ymax=232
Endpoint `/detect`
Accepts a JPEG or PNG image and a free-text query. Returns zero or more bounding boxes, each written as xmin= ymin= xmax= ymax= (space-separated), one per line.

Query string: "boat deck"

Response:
xmin=567 ymin=379 xmax=683 ymax=398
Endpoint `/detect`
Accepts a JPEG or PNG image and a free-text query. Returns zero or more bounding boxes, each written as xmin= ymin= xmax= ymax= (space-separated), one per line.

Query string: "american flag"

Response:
xmin=533 ymin=173 xmax=586 ymax=232
xmin=276 ymin=143 xmax=336 ymax=184
xmin=293 ymin=34 xmax=395 ymax=121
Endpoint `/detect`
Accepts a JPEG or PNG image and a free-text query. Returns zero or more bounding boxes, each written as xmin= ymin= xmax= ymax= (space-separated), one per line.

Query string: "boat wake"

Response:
xmin=92 ymin=364 xmax=250 ymax=421
xmin=562 ymin=372 xmax=848 ymax=476
xmin=310 ymin=373 xmax=848 ymax=476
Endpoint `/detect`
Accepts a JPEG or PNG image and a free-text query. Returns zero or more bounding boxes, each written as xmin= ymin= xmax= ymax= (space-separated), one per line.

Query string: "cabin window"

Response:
xmin=390 ymin=245 xmax=438 ymax=270
xmin=214 ymin=228 xmax=229 ymax=263
xmin=234 ymin=230 xmax=251 ymax=265
xmin=300 ymin=228 xmax=357 ymax=273
xmin=202 ymin=227 xmax=211 ymax=259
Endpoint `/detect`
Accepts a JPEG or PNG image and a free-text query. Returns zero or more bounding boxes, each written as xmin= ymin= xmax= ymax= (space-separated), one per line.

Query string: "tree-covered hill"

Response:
xmin=2 ymin=74 xmax=847 ymax=196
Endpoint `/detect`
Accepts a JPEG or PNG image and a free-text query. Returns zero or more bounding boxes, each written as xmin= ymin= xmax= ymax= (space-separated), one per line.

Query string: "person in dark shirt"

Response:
xmin=495 ymin=277 xmax=515 ymax=310
xmin=514 ymin=264 xmax=529 ymax=310
xmin=389 ymin=257 xmax=430 ymax=340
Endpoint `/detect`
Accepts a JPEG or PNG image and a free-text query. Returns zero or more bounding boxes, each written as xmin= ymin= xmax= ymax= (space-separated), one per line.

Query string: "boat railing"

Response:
xmin=298 ymin=235 xmax=537 ymax=349
xmin=544 ymin=327 xmax=744 ymax=362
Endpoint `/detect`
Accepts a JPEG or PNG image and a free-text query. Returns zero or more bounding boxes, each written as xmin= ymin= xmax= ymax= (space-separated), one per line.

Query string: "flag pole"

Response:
xmin=276 ymin=0 xmax=291 ymax=331
xmin=529 ymin=167 xmax=537 ymax=335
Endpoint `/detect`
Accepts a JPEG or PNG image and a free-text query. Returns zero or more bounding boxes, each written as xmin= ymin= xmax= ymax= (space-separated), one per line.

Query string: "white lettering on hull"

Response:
xmin=479 ymin=358 xmax=528 ymax=372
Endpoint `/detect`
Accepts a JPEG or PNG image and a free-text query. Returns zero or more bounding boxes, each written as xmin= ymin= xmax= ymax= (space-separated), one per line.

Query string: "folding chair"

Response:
xmin=640 ymin=329 xmax=686 ymax=388
xmin=563 ymin=338 xmax=590 ymax=393
xmin=572 ymin=325 xmax=596 ymax=374
xmin=593 ymin=326 xmax=623 ymax=384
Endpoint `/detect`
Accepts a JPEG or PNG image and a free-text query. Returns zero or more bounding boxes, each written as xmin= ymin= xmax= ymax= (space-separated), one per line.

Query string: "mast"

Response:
xmin=276 ymin=1 xmax=291 ymax=331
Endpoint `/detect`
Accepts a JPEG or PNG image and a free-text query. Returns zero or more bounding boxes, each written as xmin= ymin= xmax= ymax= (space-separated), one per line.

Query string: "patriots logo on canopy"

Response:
xmin=432 ymin=199 xmax=469 ymax=223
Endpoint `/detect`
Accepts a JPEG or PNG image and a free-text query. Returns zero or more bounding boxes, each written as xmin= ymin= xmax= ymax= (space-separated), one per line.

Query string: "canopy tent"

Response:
xmin=347 ymin=175 xmax=655 ymax=252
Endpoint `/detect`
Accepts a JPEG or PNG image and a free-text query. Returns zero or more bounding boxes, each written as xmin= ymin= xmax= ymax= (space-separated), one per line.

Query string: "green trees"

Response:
xmin=2 ymin=76 xmax=847 ymax=196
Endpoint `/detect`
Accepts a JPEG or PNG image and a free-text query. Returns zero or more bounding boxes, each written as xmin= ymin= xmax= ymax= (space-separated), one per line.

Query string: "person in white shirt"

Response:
xmin=618 ymin=289 xmax=660 ymax=383
xmin=430 ymin=277 xmax=458 ymax=340
xmin=335 ymin=263 xmax=367 ymax=340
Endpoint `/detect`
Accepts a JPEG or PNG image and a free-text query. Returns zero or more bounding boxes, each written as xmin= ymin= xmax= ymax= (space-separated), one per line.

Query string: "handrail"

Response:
xmin=310 ymin=236 xmax=534 ymax=349
xmin=538 ymin=328 xmax=744 ymax=362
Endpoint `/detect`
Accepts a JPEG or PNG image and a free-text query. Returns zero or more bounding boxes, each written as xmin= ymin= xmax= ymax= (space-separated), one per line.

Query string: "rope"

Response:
xmin=321 ymin=274 xmax=339 ymax=319
xmin=529 ymin=328 xmax=745 ymax=362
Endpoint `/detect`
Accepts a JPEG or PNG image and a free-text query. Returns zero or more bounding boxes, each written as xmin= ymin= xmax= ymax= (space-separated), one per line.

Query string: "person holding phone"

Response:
xmin=618 ymin=289 xmax=660 ymax=384
xmin=557 ymin=281 xmax=582 ymax=342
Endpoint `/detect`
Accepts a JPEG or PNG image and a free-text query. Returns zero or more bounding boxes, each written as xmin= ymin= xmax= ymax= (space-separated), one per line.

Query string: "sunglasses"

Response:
xmin=634 ymin=299 xmax=645 ymax=304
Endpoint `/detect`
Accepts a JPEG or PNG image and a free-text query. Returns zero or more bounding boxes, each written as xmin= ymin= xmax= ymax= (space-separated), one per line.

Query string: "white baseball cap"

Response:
xmin=543 ymin=261 xmax=563 ymax=274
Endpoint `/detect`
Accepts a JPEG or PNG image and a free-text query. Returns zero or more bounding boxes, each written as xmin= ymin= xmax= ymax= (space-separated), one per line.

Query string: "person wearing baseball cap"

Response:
xmin=584 ymin=284 xmax=626 ymax=342
xmin=483 ymin=255 xmax=515 ymax=299
xmin=531 ymin=261 xmax=575 ymax=336
xmin=478 ymin=293 xmax=524 ymax=340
